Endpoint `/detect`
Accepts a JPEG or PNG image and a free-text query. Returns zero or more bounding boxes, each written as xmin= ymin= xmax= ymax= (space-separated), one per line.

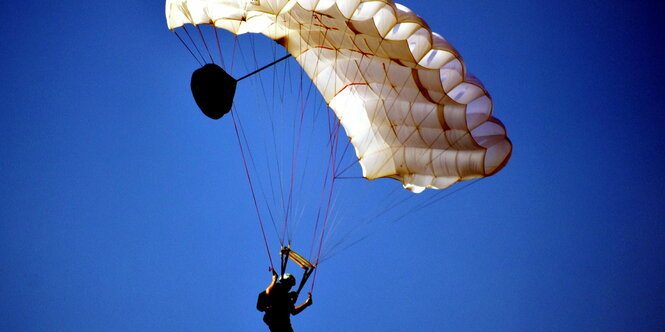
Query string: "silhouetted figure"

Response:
xmin=257 ymin=272 xmax=313 ymax=332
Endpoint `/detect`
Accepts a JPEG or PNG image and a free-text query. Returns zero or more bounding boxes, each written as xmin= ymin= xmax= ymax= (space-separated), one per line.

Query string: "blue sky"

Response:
xmin=1 ymin=1 xmax=664 ymax=331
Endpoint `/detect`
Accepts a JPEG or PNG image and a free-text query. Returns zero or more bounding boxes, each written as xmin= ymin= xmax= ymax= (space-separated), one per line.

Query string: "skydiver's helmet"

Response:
xmin=281 ymin=273 xmax=296 ymax=288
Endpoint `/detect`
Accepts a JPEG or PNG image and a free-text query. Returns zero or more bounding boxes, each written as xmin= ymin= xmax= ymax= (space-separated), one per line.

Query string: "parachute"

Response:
xmin=167 ymin=0 xmax=513 ymax=296
xmin=166 ymin=0 xmax=512 ymax=193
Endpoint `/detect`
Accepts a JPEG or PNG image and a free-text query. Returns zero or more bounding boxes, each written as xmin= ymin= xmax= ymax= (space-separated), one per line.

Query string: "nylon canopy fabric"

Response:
xmin=166 ymin=0 xmax=511 ymax=193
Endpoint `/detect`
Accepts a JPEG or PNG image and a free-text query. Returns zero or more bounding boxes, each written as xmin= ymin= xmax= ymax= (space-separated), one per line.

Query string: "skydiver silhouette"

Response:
xmin=257 ymin=270 xmax=313 ymax=332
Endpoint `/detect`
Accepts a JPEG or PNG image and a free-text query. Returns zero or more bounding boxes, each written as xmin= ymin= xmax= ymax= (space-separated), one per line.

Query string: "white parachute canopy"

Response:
xmin=166 ymin=0 xmax=511 ymax=193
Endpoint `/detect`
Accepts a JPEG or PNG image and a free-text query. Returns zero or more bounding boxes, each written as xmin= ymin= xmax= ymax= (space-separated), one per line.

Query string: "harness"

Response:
xmin=279 ymin=246 xmax=315 ymax=298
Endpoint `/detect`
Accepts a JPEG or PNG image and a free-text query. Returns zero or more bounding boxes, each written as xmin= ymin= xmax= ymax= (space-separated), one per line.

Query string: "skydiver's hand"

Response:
xmin=305 ymin=293 xmax=313 ymax=306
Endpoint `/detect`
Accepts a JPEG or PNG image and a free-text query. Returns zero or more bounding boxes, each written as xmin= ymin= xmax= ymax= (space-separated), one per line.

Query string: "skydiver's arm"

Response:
xmin=292 ymin=294 xmax=312 ymax=315
xmin=266 ymin=269 xmax=278 ymax=294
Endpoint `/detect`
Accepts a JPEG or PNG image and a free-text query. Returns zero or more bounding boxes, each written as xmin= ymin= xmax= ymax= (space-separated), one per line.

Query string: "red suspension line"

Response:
xmin=231 ymin=111 xmax=275 ymax=271
xmin=230 ymin=36 xmax=238 ymax=73
xmin=280 ymin=66 xmax=307 ymax=245
xmin=213 ymin=27 xmax=225 ymax=69
xmin=173 ymin=29 xmax=202 ymax=66
xmin=195 ymin=25 xmax=214 ymax=63
xmin=310 ymin=113 xmax=343 ymax=293
xmin=308 ymin=149 xmax=334 ymax=260
xmin=182 ymin=25 xmax=206 ymax=65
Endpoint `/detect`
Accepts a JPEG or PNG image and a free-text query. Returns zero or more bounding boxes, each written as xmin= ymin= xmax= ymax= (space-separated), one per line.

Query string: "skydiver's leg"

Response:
xmin=266 ymin=321 xmax=294 ymax=332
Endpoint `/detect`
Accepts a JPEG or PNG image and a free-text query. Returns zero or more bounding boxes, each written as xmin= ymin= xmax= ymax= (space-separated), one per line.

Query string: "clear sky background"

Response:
xmin=2 ymin=1 xmax=664 ymax=331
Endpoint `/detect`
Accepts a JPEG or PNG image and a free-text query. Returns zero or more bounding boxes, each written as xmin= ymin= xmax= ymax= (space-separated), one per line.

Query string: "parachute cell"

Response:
xmin=166 ymin=0 xmax=511 ymax=192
